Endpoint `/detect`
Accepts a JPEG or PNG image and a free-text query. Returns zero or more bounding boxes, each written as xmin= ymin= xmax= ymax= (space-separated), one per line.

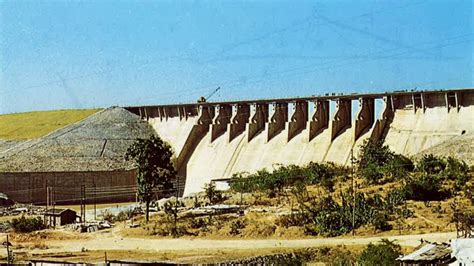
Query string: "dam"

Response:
xmin=126 ymin=88 xmax=474 ymax=196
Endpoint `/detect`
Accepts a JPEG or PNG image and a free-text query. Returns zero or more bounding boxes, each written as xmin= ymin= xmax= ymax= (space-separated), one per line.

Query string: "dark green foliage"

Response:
xmin=384 ymin=154 xmax=415 ymax=180
xmin=203 ymin=182 xmax=224 ymax=204
xmin=358 ymin=140 xmax=393 ymax=170
xmin=361 ymin=162 xmax=384 ymax=184
xmin=357 ymin=239 xmax=401 ymax=265
xmin=229 ymin=162 xmax=343 ymax=195
xmin=417 ymin=154 xmax=446 ymax=174
xmin=385 ymin=189 xmax=405 ymax=210
xmin=293 ymin=189 xmax=399 ymax=236
xmin=402 ymin=174 xmax=450 ymax=201
xmin=125 ymin=135 xmax=176 ymax=222
xmin=444 ymin=156 xmax=470 ymax=188
xmin=357 ymin=139 xmax=415 ymax=184
xmin=10 ymin=216 xmax=46 ymax=233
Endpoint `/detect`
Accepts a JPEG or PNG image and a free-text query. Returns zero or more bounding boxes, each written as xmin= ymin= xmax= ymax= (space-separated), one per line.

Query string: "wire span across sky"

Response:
xmin=0 ymin=0 xmax=472 ymax=114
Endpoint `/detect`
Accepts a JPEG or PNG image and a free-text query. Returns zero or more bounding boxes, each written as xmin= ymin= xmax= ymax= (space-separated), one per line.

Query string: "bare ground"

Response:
xmin=0 ymin=229 xmax=455 ymax=263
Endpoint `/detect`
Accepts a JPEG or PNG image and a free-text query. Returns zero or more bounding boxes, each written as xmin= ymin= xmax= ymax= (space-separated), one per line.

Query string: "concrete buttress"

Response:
xmin=211 ymin=105 xmax=232 ymax=142
xmin=267 ymin=102 xmax=288 ymax=142
xmin=309 ymin=100 xmax=329 ymax=141
xmin=247 ymin=103 xmax=268 ymax=142
xmin=288 ymin=101 xmax=308 ymax=141
xmin=229 ymin=104 xmax=250 ymax=142
xmin=354 ymin=98 xmax=375 ymax=141
xmin=331 ymin=99 xmax=351 ymax=141
xmin=176 ymin=106 xmax=213 ymax=177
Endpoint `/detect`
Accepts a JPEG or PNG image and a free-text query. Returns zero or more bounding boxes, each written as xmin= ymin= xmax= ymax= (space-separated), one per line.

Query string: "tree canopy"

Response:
xmin=125 ymin=135 xmax=176 ymax=222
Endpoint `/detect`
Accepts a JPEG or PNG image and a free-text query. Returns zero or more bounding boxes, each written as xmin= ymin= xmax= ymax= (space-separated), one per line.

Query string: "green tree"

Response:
xmin=357 ymin=239 xmax=401 ymax=265
xmin=125 ymin=135 xmax=176 ymax=222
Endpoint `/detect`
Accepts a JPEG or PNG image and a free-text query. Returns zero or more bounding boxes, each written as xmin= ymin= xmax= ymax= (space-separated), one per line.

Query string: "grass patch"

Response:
xmin=0 ymin=109 xmax=101 ymax=140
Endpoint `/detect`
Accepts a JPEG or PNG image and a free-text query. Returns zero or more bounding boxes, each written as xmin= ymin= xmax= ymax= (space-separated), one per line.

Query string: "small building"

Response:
xmin=397 ymin=242 xmax=455 ymax=265
xmin=44 ymin=208 xmax=79 ymax=227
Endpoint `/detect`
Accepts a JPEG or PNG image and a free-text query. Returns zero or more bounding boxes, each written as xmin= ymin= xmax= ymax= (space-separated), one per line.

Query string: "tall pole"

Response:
xmin=94 ymin=182 xmax=97 ymax=221
xmin=52 ymin=186 xmax=56 ymax=228
xmin=351 ymin=148 xmax=355 ymax=236
xmin=6 ymin=234 xmax=10 ymax=263
xmin=174 ymin=175 xmax=179 ymax=235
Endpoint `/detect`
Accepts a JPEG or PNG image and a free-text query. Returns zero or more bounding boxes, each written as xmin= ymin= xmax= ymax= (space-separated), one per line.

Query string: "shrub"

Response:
xmin=384 ymin=154 xmax=414 ymax=180
xmin=371 ymin=213 xmax=392 ymax=232
xmin=444 ymin=156 xmax=470 ymax=189
xmin=230 ymin=220 xmax=246 ymax=235
xmin=10 ymin=216 xmax=46 ymax=233
xmin=357 ymin=140 xmax=393 ymax=170
xmin=357 ymin=239 xmax=401 ymax=265
xmin=402 ymin=173 xmax=450 ymax=201
xmin=417 ymin=154 xmax=446 ymax=174
xmin=203 ymin=182 xmax=224 ymax=204
xmin=361 ymin=162 xmax=384 ymax=184
xmin=101 ymin=210 xmax=115 ymax=223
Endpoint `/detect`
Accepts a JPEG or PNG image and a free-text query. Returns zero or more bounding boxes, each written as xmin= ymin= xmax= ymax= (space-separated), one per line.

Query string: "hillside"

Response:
xmin=0 ymin=107 xmax=156 ymax=172
xmin=0 ymin=109 xmax=101 ymax=141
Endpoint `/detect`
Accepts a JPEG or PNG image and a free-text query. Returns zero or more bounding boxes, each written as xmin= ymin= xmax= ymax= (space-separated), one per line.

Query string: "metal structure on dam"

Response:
xmin=126 ymin=88 xmax=474 ymax=196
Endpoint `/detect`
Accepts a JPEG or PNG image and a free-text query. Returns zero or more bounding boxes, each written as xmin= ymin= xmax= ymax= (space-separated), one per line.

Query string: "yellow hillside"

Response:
xmin=0 ymin=109 xmax=101 ymax=140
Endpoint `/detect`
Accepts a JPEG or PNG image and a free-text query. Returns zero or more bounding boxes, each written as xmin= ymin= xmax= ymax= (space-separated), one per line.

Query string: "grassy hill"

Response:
xmin=0 ymin=109 xmax=101 ymax=140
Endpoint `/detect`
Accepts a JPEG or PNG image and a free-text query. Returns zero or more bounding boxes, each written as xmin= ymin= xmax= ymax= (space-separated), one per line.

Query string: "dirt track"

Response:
xmin=1 ymin=231 xmax=455 ymax=254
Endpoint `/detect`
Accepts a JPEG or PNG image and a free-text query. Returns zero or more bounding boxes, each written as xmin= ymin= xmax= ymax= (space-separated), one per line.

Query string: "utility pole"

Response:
xmin=351 ymin=148 xmax=355 ymax=236
xmin=52 ymin=186 xmax=56 ymax=228
xmin=80 ymin=185 xmax=86 ymax=224
xmin=4 ymin=234 xmax=12 ymax=264
xmin=174 ymin=175 xmax=179 ymax=236
xmin=94 ymin=182 xmax=97 ymax=221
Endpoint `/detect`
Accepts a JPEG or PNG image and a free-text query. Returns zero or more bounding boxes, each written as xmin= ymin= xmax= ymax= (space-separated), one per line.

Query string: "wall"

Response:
xmin=0 ymin=170 xmax=136 ymax=204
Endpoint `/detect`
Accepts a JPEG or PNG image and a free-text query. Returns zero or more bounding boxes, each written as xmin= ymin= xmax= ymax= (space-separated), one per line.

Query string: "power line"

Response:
xmin=2 ymin=1 xmax=428 ymax=97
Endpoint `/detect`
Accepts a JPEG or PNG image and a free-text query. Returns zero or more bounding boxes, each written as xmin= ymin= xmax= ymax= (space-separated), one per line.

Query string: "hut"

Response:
xmin=44 ymin=208 xmax=79 ymax=226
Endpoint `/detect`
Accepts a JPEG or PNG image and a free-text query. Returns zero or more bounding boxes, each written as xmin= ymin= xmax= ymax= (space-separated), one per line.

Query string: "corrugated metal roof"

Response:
xmin=398 ymin=243 xmax=451 ymax=262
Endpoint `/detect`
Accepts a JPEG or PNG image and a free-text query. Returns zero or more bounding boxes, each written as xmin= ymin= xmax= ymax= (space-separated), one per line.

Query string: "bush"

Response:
xmin=229 ymin=162 xmax=340 ymax=195
xmin=444 ymin=156 xmax=470 ymax=189
xmin=203 ymin=182 xmax=224 ymax=204
xmin=10 ymin=216 xmax=46 ymax=233
xmin=384 ymin=154 xmax=414 ymax=180
xmin=402 ymin=173 xmax=450 ymax=201
xmin=417 ymin=154 xmax=446 ymax=174
xmin=358 ymin=140 xmax=393 ymax=170
xmin=230 ymin=220 xmax=246 ymax=235
xmin=361 ymin=162 xmax=383 ymax=184
xmin=357 ymin=239 xmax=401 ymax=265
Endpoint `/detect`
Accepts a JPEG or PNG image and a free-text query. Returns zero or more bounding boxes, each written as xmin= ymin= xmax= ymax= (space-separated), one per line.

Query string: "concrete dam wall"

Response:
xmin=126 ymin=89 xmax=474 ymax=196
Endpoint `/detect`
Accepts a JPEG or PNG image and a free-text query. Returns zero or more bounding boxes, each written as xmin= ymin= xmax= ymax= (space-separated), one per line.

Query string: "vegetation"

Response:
xmin=357 ymin=239 xmax=402 ymax=265
xmin=9 ymin=216 xmax=46 ymax=233
xmin=125 ymin=135 xmax=176 ymax=222
xmin=230 ymin=162 xmax=347 ymax=196
xmin=0 ymin=109 xmax=100 ymax=140
xmin=122 ymin=138 xmax=472 ymax=242
xmin=203 ymin=182 xmax=224 ymax=205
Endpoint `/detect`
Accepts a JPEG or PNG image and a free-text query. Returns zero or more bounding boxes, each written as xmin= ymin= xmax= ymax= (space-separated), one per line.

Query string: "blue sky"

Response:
xmin=0 ymin=0 xmax=472 ymax=114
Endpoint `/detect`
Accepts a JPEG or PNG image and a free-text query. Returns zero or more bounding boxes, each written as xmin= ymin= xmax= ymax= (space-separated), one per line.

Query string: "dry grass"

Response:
xmin=18 ymin=246 xmax=367 ymax=264
xmin=0 ymin=109 xmax=100 ymax=140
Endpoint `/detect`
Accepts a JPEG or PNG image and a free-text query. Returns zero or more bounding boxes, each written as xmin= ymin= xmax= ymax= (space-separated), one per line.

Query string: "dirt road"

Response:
xmin=6 ymin=231 xmax=455 ymax=253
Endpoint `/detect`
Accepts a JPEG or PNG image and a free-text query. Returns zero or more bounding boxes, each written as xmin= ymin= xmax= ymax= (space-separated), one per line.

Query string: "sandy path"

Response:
xmin=8 ymin=231 xmax=453 ymax=256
